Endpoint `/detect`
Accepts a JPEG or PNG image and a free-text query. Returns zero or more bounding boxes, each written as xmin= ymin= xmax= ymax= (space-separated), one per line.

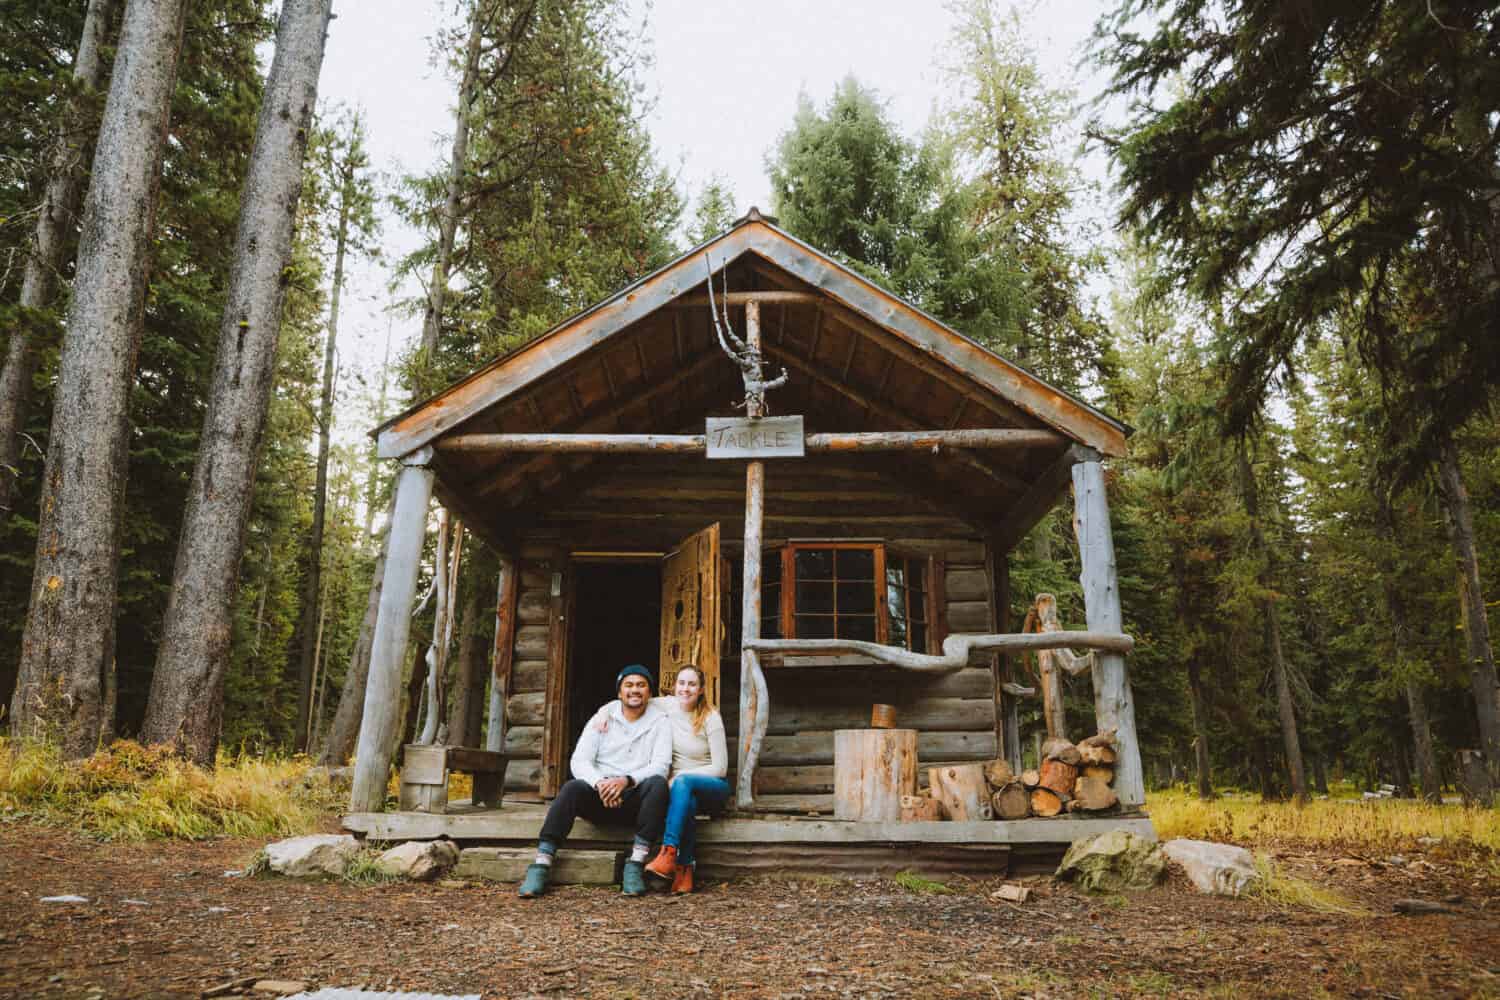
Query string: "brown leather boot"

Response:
xmin=644 ymin=844 xmax=677 ymax=881
xmin=671 ymin=863 xmax=694 ymax=894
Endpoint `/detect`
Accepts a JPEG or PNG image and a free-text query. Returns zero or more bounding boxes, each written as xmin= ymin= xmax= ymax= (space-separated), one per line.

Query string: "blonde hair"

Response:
xmin=676 ymin=666 xmax=715 ymax=735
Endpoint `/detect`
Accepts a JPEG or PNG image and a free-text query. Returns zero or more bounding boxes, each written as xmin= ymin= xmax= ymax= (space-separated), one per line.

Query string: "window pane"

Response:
xmin=840 ymin=615 xmax=877 ymax=642
xmin=888 ymin=614 xmax=907 ymax=648
xmin=908 ymin=589 xmax=927 ymax=623
xmin=763 ymin=551 xmax=781 ymax=585
xmin=836 ymin=581 xmax=875 ymax=615
xmin=910 ymin=622 xmax=928 ymax=653
xmin=761 ymin=612 xmax=781 ymax=639
xmin=797 ymin=581 xmax=834 ymax=614
xmin=796 ymin=548 xmax=834 ymax=579
xmin=836 ymin=548 xmax=874 ymax=579
xmin=885 ymin=562 xmax=905 ymax=588
xmin=908 ymin=560 xmax=926 ymax=592
xmin=797 ymin=614 xmax=836 ymax=638
xmin=886 ymin=583 xmax=907 ymax=623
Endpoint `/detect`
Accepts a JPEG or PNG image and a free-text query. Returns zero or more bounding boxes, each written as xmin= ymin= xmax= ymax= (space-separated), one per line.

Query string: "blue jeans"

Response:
xmin=662 ymin=773 xmax=730 ymax=866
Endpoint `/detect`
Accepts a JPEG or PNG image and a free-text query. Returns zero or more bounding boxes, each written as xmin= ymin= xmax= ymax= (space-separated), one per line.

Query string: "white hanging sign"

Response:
xmin=705 ymin=415 xmax=805 ymax=459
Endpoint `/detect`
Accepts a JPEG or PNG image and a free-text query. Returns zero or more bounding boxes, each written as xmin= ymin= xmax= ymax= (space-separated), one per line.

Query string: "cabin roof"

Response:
xmin=378 ymin=210 xmax=1129 ymax=551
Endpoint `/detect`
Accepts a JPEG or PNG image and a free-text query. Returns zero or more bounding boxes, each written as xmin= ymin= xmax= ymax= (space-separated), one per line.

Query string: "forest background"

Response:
xmin=0 ymin=0 xmax=1496 ymax=804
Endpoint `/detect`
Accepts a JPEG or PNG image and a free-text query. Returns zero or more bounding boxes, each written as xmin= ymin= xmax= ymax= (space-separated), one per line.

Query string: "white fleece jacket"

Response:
xmin=569 ymin=700 xmax=671 ymax=787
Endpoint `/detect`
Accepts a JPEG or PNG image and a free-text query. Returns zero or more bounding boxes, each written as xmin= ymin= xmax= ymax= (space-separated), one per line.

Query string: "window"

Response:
xmin=723 ymin=543 xmax=943 ymax=655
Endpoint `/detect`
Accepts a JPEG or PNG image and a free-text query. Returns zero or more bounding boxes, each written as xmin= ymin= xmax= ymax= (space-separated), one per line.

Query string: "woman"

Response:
xmin=592 ymin=665 xmax=727 ymax=893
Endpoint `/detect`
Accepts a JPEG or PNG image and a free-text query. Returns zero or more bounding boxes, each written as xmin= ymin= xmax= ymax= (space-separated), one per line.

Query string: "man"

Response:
xmin=518 ymin=664 xmax=671 ymax=898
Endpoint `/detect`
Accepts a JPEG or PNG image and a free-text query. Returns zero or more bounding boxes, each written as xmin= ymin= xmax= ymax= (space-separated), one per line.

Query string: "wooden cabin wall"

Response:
xmin=726 ymin=538 xmax=999 ymax=811
xmin=493 ymin=527 xmax=1000 ymax=809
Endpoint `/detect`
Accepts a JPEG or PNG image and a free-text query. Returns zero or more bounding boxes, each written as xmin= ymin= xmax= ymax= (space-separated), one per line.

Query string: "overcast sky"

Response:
xmin=314 ymin=0 xmax=1119 ymax=439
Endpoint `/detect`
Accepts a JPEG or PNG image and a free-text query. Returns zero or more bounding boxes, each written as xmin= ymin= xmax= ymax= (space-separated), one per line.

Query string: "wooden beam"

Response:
xmin=350 ymin=449 xmax=435 ymax=812
xmin=670 ymin=290 xmax=823 ymax=307
xmin=1073 ymin=458 xmax=1145 ymax=807
xmin=486 ymin=556 xmax=520 ymax=753
xmin=989 ymin=444 xmax=1096 ymax=554
xmin=739 ymin=299 xmax=771 ymax=810
xmin=541 ymin=552 xmax=573 ymax=797
xmin=746 ymin=630 xmax=1134 ymax=673
xmin=440 ymin=428 xmax=1063 ymax=456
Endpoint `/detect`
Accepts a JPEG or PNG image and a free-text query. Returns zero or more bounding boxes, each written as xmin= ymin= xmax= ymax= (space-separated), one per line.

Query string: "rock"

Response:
xmin=1055 ymin=829 xmax=1165 ymax=893
xmin=250 ymin=981 xmax=306 ymax=996
xmin=374 ymin=839 xmax=461 ymax=881
xmin=263 ymin=834 xmax=358 ymax=878
xmin=1162 ymin=839 xmax=1260 ymax=897
xmin=1417 ymin=835 xmax=1443 ymax=847
xmin=992 ymin=883 xmax=1030 ymax=903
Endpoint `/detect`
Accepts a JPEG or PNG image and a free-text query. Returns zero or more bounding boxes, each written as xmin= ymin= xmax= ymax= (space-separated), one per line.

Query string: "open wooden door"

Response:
xmin=659 ymin=523 xmax=722 ymax=706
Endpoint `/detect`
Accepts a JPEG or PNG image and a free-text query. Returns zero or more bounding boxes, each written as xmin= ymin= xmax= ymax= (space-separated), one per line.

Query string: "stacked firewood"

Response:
xmin=900 ymin=730 xmax=1121 ymax=821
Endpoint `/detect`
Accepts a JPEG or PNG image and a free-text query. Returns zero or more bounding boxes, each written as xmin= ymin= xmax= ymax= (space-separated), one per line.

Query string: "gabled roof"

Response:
xmin=375 ymin=210 xmax=1128 ymax=461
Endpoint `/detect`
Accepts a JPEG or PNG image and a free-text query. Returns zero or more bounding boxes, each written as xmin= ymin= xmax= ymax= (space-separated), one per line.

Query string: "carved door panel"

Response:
xmin=659 ymin=523 xmax=721 ymax=706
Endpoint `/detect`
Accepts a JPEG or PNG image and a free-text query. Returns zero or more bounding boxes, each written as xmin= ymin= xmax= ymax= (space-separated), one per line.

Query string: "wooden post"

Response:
xmin=486 ymin=555 xmax=519 ymax=754
xmin=987 ymin=543 xmax=1022 ymax=771
xmin=350 ymin=447 xmax=435 ymax=812
xmin=1071 ymin=456 xmax=1145 ymax=807
xmin=834 ymin=728 xmax=917 ymax=821
xmin=737 ymin=299 xmax=771 ymax=810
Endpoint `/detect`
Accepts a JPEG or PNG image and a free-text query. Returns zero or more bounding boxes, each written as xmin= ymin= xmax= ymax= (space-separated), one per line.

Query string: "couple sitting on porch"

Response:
xmin=518 ymin=663 xmax=728 ymax=898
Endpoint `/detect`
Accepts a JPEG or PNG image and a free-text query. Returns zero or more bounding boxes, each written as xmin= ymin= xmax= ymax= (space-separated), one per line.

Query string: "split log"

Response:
xmin=900 ymin=794 xmax=944 ymax=822
xmin=1020 ymin=768 xmax=1041 ymax=789
xmin=929 ymin=763 xmax=993 ymax=821
xmin=1081 ymin=764 xmax=1114 ymax=784
xmin=1072 ymin=774 xmax=1119 ymax=811
xmin=1042 ymin=738 xmax=1082 ymax=766
xmin=1079 ymin=729 xmax=1117 ymax=749
xmin=1079 ymin=743 xmax=1117 ymax=766
xmin=992 ymin=883 xmax=1030 ymax=903
xmin=1038 ymin=758 xmax=1078 ymax=798
xmin=1030 ymin=787 xmax=1065 ymax=817
xmin=833 ymin=729 xmax=917 ymax=822
xmin=991 ymin=782 xmax=1030 ymax=820
xmin=983 ymin=758 xmax=1015 ymax=788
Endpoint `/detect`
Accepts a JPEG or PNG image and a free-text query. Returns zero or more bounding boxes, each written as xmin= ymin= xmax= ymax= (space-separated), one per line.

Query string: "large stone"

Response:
xmin=1055 ymin=829 xmax=1165 ymax=893
xmin=264 ymin=834 xmax=358 ymax=878
xmin=374 ymin=840 xmax=461 ymax=881
xmin=1162 ymin=838 xmax=1260 ymax=896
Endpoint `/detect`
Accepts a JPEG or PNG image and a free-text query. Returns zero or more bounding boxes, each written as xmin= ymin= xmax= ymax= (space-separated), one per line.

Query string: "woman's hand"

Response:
xmin=593 ymin=713 xmax=610 ymax=733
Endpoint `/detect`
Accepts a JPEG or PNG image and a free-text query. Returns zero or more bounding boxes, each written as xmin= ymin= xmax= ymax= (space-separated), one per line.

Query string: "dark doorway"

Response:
xmin=567 ymin=560 xmax=661 ymax=774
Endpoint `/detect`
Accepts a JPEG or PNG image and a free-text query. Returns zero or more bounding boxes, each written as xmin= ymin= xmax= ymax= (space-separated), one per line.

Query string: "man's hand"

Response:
xmin=596 ymin=776 xmax=629 ymax=807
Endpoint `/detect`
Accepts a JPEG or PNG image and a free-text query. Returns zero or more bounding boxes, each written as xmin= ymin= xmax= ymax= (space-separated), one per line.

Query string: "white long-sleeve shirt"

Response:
xmin=569 ymin=699 xmax=671 ymax=787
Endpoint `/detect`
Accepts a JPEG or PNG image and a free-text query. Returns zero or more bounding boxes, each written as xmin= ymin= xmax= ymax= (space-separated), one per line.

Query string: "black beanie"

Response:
xmin=616 ymin=663 xmax=653 ymax=691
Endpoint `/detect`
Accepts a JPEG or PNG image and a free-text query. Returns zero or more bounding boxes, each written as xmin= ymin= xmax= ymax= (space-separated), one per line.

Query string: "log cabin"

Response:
xmin=342 ymin=210 xmax=1153 ymax=876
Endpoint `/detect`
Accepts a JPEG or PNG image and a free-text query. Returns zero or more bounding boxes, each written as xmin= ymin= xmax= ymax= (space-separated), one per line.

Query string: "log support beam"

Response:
xmin=1071 ymin=458 xmax=1145 ymax=807
xmin=746 ymin=630 xmax=1133 ymax=673
xmin=440 ymin=428 xmax=1063 ymax=455
xmin=350 ymin=447 xmax=436 ymax=812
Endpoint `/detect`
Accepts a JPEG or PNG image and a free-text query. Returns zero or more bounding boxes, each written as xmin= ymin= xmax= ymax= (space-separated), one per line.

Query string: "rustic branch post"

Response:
xmin=1071 ymin=454 xmax=1145 ymax=807
xmin=486 ymin=555 xmax=519 ymax=753
xmin=737 ymin=298 xmax=772 ymax=809
xmin=350 ymin=447 xmax=435 ymax=812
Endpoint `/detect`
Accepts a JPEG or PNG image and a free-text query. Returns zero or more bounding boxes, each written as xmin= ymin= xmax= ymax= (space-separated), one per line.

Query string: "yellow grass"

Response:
xmin=1148 ymin=786 xmax=1500 ymax=853
xmin=0 ymin=738 xmax=340 ymax=841
xmin=1248 ymin=855 xmax=1370 ymax=916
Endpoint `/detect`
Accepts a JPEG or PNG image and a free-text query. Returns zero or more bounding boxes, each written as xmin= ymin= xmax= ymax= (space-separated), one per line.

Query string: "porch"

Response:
xmin=343 ymin=799 xmax=1156 ymax=879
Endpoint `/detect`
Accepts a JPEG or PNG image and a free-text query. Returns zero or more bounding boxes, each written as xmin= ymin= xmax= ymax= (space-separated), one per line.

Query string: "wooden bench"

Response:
xmin=399 ymin=744 xmax=508 ymax=813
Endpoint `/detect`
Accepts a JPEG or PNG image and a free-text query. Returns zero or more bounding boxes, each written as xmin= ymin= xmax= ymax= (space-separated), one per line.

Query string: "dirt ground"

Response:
xmin=1 ymin=822 xmax=1497 ymax=999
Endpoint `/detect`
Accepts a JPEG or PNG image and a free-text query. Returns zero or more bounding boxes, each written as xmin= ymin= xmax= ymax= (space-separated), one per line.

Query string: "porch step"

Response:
xmin=455 ymin=847 xmax=623 ymax=885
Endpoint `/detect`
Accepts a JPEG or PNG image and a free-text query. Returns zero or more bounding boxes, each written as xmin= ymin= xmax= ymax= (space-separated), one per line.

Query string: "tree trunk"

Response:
xmin=1434 ymin=436 xmax=1500 ymax=769
xmin=1237 ymin=445 xmax=1307 ymax=803
xmin=1185 ymin=658 xmax=1213 ymax=799
xmin=1311 ymin=753 xmax=1329 ymax=795
xmin=139 ymin=0 xmax=333 ymax=763
xmin=446 ymin=570 xmax=486 ymax=747
xmin=317 ymin=527 xmax=386 ymax=764
xmin=11 ymin=0 xmax=190 ymax=757
xmin=293 ymin=141 xmax=353 ymax=753
xmin=0 ymin=0 xmax=118 ymax=526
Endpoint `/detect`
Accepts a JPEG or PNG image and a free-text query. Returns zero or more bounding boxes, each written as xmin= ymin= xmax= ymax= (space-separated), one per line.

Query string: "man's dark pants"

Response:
xmin=539 ymin=775 xmax=670 ymax=848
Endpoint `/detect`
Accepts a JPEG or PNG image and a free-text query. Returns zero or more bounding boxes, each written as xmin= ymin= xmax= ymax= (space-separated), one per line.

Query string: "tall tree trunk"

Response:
xmin=139 ymin=0 xmax=333 ymax=764
xmin=292 ymin=146 xmax=354 ymax=752
xmin=1434 ymin=436 xmax=1500 ymax=769
xmin=447 ymin=570 xmax=487 ymax=747
xmin=1375 ymin=484 xmax=1444 ymax=802
xmin=0 ymin=0 xmax=118 ymax=526
xmin=11 ymin=0 xmax=190 ymax=757
xmin=1311 ymin=754 xmax=1329 ymax=795
xmin=317 ymin=526 xmax=386 ymax=765
xmin=1237 ymin=444 xmax=1307 ymax=803
xmin=1185 ymin=658 xmax=1213 ymax=800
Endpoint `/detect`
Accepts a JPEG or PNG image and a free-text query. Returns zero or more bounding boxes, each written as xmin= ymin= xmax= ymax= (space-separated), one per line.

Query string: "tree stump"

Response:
xmin=1030 ymin=787 xmax=1065 ymax=816
xmin=1079 ymin=744 xmax=1117 ymax=766
xmin=833 ymin=728 xmax=918 ymax=821
xmin=984 ymin=758 xmax=1015 ymax=787
xmin=929 ymin=763 xmax=994 ymax=820
xmin=1072 ymin=774 xmax=1119 ymax=811
xmin=1038 ymin=758 xmax=1078 ymax=798
xmin=1020 ymin=768 xmax=1041 ymax=788
xmin=991 ymin=782 xmax=1031 ymax=819
xmin=1082 ymin=764 xmax=1114 ymax=784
